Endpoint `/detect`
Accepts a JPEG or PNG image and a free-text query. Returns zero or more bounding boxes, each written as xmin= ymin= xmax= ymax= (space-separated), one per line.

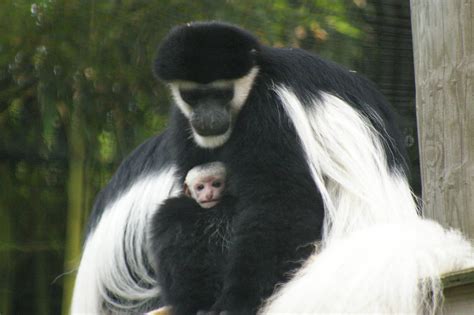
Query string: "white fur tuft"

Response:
xmin=262 ymin=220 xmax=474 ymax=314
xmin=71 ymin=167 xmax=180 ymax=314
xmin=275 ymin=88 xmax=419 ymax=240
xmin=261 ymin=87 xmax=474 ymax=314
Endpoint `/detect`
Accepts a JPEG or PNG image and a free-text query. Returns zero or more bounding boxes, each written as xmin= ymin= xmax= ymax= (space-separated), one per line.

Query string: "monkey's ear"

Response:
xmin=184 ymin=184 xmax=191 ymax=197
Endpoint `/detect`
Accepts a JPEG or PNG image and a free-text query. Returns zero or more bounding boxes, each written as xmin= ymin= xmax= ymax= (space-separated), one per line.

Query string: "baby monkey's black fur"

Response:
xmin=151 ymin=195 xmax=237 ymax=315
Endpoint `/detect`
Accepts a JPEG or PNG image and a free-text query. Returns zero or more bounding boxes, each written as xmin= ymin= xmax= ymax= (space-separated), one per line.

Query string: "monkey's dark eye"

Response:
xmin=196 ymin=184 xmax=204 ymax=191
xmin=212 ymin=181 xmax=222 ymax=188
xmin=180 ymin=88 xmax=234 ymax=106
xmin=180 ymin=89 xmax=201 ymax=105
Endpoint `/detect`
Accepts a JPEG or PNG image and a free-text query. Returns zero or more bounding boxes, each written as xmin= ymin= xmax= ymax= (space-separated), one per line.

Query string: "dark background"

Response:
xmin=0 ymin=1 xmax=417 ymax=314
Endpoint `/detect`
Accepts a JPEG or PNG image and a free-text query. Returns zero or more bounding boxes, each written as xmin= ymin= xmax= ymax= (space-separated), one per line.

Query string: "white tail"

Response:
xmin=261 ymin=88 xmax=474 ymax=314
xmin=71 ymin=167 xmax=179 ymax=314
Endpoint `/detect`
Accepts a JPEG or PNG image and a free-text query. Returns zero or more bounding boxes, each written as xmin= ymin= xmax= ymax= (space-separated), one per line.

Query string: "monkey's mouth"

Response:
xmin=202 ymin=199 xmax=220 ymax=204
xmin=200 ymin=199 xmax=221 ymax=208
xmin=190 ymin=106 xmax=234 ymax=148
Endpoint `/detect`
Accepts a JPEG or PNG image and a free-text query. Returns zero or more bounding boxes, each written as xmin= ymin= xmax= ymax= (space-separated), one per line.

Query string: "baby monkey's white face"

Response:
xmin=188 ymin=175 xmax=226 ymax=208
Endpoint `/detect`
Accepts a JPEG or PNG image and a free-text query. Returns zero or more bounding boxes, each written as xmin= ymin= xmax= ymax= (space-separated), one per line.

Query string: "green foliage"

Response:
xmin=0 ymin=1 xmax=373 ymax=314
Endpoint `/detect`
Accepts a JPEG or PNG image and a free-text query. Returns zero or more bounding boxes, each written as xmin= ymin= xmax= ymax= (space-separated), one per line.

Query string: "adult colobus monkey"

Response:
xmin=71 ymin=22 xmax=474 ymax=314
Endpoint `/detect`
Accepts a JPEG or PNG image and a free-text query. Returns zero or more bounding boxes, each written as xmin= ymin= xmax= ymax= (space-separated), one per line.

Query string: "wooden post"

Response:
xmin=410 ymin=0 xmax=474 ymax=239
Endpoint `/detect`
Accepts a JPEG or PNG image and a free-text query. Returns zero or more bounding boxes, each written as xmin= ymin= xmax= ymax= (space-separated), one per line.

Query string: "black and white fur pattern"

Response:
xmin=71 ymin=22 xmax=474 ymax=314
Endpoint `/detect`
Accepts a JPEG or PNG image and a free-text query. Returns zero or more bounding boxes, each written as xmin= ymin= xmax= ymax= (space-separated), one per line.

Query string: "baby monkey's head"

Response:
xmin=184 ymin=161 xmax=227 ymax=208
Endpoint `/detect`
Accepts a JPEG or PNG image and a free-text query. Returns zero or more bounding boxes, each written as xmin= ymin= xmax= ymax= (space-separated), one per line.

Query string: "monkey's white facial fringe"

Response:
xmin=231 ymin=67 xmax=259 ymax=113
xmin=193 ymin=129 xmax=232 ymax=149
xmin=71 ymin=167 xmax=180 ymax=314
xmin=262 ymin=87 xmax=474 ymax=314
xmin=170 ymin=67 xmax=259 ymax=149
xmin=170 ymin=84 xmax=192 ymax=118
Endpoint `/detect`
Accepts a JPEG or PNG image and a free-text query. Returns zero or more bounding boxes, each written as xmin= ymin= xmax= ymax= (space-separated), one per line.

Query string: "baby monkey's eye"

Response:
xmin=196 ymin=184 xmax=205 ymax=191
xmin=212 ymin=181 xmax=222 ymax=188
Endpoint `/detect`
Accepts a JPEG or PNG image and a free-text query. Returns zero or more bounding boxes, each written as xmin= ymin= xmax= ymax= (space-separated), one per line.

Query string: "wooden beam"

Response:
xmin=442 ymin=268 xmax=474 ymax=314
xmin=410 ymin=0 xmax=474 ymax=238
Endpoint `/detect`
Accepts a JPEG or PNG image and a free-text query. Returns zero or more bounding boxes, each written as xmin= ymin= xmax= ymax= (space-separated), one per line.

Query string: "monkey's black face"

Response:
xmin=180 ymin=87 xmax=234 ymax=136
xmin=169 ymin=67 xmax=259 ymax=148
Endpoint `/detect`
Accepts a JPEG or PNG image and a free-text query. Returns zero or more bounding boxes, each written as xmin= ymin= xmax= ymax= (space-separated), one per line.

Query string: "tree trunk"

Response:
xmin=411 ymin=0 xmax=474 ymax=238
xmin=0 ymin=169 xmax=13 ymax=315
xmin=33 ymin=169 xmax=49 ymax=315
xmin=62 ymin=103 xmax=86 ymax=315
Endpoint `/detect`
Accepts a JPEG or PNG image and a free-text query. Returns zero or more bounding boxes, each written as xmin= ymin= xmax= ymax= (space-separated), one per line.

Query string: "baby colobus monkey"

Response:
xmin=184 ymin=162 xmax=227 ymax=209
xmin=150 ymin=162 xmax=237 ymax=315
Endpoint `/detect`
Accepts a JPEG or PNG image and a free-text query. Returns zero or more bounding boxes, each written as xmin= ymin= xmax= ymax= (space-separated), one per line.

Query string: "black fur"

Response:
xmin=86 ymin=22 xmax=407 ymax=314
xmin=154 ymin=22 xmax=259 ymax=84
xmin=150 ymin=195 xmax=237 ymax=315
